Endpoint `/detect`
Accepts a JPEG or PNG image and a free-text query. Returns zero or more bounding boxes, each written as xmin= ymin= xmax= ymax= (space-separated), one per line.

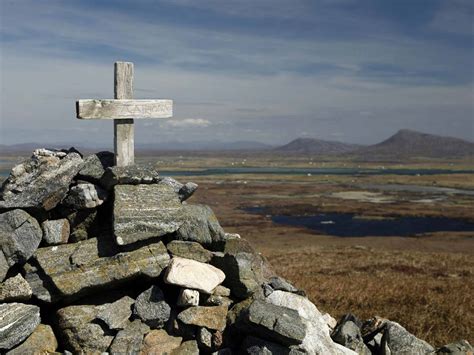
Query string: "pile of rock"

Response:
xmin=0 ymin=148 xmax=472 ymax=354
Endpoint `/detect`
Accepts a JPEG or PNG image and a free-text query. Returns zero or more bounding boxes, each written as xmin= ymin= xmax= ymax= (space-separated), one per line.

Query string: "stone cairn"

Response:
xmin=0 ymin=148 xmax=472 ymax=354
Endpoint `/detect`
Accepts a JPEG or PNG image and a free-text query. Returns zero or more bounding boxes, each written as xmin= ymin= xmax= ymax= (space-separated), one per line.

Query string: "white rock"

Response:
xmin=64 ymin=183 xmax=106 ymax=209
xmin=164 ymin=257 xmax=225 ymax=294
xmin=42 ymin=219 xmax=70 ymax=245
xmin=266 ymin=290 xmax=357 ymax=355
xmin=322 ymin=312 xmax=338 ymax=331
xmin=177 ymin=289 xmax=200 ymax=306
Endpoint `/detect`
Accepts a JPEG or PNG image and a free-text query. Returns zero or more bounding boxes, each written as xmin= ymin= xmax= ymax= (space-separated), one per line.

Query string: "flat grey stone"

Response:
xmin=24 ymin=238 xmax=170 ymax=302
xmin=97 ymin=295 xmax=135 ymax=330
xmin=63 ymin=183 xmax=107 ymax=209
xmin=100 ymin=165 xmax=160 ymax=190
xmin=167 ymin=240 xmax=213 ymax=263
xmin=0 ymin=274 xmax=32 ymax=302
xmin=42 ymin=218 xmax=70 ymax=245
xmin=133 ymin=285 xmax=171 ymax=329
xmin=109 ymin=319 xmax=150 ymax=355
xmin=179 ymin=182 xmax=198 ymax=201
xmin=0 ymin=303 xmax=41 ymax=350
xmin=239 ymin=300 xmax=306 ymax=346
xmin=0 ymin=209 xmax=42 ymax=272
xmin=0 ymin=150 xmax=83 ymax=211
xmin=113 ymin=184 xmax=183 ymax=245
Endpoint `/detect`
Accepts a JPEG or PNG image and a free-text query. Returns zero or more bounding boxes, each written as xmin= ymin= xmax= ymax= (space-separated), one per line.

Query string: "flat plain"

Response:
xmin=1 ymin=152 xmax=473 ymax=346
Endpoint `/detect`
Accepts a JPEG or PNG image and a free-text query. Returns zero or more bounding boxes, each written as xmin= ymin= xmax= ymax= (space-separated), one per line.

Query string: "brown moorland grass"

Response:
xmin=264 ymin=247 xmax=473 ymax=347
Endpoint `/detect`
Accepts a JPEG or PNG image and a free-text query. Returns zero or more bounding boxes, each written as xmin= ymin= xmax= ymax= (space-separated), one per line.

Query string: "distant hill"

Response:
xmin=274 ymin=138 xmax=361 ymax=155
xmin=353 ymin=129 xmax=474 ymax=159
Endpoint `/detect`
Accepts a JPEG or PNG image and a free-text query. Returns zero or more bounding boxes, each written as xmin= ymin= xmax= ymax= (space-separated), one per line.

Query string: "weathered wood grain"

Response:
xmin=115 ymin=61 xmax=133 ymax=100
xmin=114 ymin=62 xmax=134 ymax=167
xmin=76 ymin=99 xmax=173 ymax=119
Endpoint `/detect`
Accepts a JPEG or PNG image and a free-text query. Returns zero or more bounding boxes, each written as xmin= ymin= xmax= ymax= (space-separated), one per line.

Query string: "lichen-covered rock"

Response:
xmin=0 ymin=303 xmax=41 ymax=350
xmin=113 ymin=184 xmax=183 ymax=245
xmin=0 ymin=150 xmax=83 ymax=211
xmin=25 ymin=238 xmax=170 ymax=302
xmin=177 ymin=305 xmax=228 ymax=331
xmin=0 ymin=209 xmax=42 ymax=275
xmin=238 ymin=299 xmax=306 ymax=346
xmin=109 ymin=319 xmax=150 ymax=355
xmin=76 ymin=151 xmax=114 ymax=183
xmin=41 ymin=218 xmax=70 ymax=245
xmin=164 ymin=257 xmax=226 ymax=294
xmin=56 ymin=304 xmax=114 ymax=353
xmin=0 ymin=273 xmax=32 ymax=302
xmin=166 ymin=240 xmax=213 ymax=263
xmin=6 ymin=324 xmax=58 ymax=355
xmin=171 ymin=340 xmax=200 ymax=355
xmin=63 ymin=183 xmax=107 ymax=209
xmin=140 ymin=329 xmax=182 ymax=355
xmin=64 ymin=208 xmax=100 ymax=242
xmin=175 ymin=204 xmax=227 ymax=246
xmin=381 ymin=321 xmax=434 ymax=355
xmin=97 ymin=295 xmax=135 ymax=330
xmin=134 ymin=285 xmax=171 ymax=329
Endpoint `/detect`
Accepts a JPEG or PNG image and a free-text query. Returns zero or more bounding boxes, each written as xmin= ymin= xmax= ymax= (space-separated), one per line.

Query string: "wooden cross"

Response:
xmin=76 ymin=62 xmax=173 ymax=166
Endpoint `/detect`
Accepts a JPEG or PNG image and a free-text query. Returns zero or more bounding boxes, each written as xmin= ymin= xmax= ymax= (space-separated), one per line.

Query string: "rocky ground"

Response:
xmin=0 ymin=148 xmax=472 ymax=354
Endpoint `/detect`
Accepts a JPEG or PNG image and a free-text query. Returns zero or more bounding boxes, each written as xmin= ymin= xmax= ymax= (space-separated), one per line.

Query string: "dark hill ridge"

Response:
xmin=353 ymin=129 xmax=474 ymax=159
xmin=274 ymin=138 xmax=361 ymax=155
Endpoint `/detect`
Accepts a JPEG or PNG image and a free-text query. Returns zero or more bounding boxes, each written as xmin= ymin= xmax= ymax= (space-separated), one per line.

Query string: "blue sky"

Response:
xmin=0 ymin=0 xmax=473 ymax=146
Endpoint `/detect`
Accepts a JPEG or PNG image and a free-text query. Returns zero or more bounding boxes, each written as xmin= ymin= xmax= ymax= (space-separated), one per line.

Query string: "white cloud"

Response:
xmin=165 ymin=118 xmax=211 ymax=128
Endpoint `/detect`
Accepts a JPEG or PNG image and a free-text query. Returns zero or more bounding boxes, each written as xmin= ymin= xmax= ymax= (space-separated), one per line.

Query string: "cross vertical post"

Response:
xmin=114 ymin=62 xmax=134 ymax=167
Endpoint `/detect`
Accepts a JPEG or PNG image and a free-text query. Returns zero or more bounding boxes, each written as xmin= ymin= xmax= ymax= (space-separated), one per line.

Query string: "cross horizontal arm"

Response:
xmin=76 ymin=99 xmax=173 ymax=119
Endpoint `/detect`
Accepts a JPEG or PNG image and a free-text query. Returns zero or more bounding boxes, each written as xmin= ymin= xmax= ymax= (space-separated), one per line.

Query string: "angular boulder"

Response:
xmin=164 ymin=257 xmax=225 ymax=294
xmin=96 ymin=295 xmax=135 ymax=330
xmin=6 ymin=324 xmax=58 ymax=355
xmin=25 ymin=238 xmax=170 ymax=302
xmin=0 ymin=150 xmax=83 ymax=211
xmin=76 ymin=151 xmax=114 ymax=183
xmin=266 ymin=290 xmax=356 ymax=354
xmin=41 ymin=218 xmax=70 ymax=245
xmin=175 ymin=204 xmax=227 ymax=246
xmin=56 ymin=304 xmax=114 ymax=353
xmin=109 ymin=319 xmax=150 ymax=355
xmin=113 ymin=184 xmax=183 ymax=245
xmin=239 ymin=299 xmax=306 ymax=346
xmin=177 ymin=305 xmax=228 ymax=331
xmin=0 ymin=303 xmax=41 ymax=350
xmin=381 ymin=321 xmax=434 ymax=355
xmin=331 ymin=314 xmax=371 ymax=355
xmin=133 ymin=285 xmax=171 ymax=329
xmin=0 ymin=209 xmax=42 ymax=273
xmin=171 ymin=340 xmax=200 ymax=355
xmin=0 ymin=273 xmax=32 ymax=302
